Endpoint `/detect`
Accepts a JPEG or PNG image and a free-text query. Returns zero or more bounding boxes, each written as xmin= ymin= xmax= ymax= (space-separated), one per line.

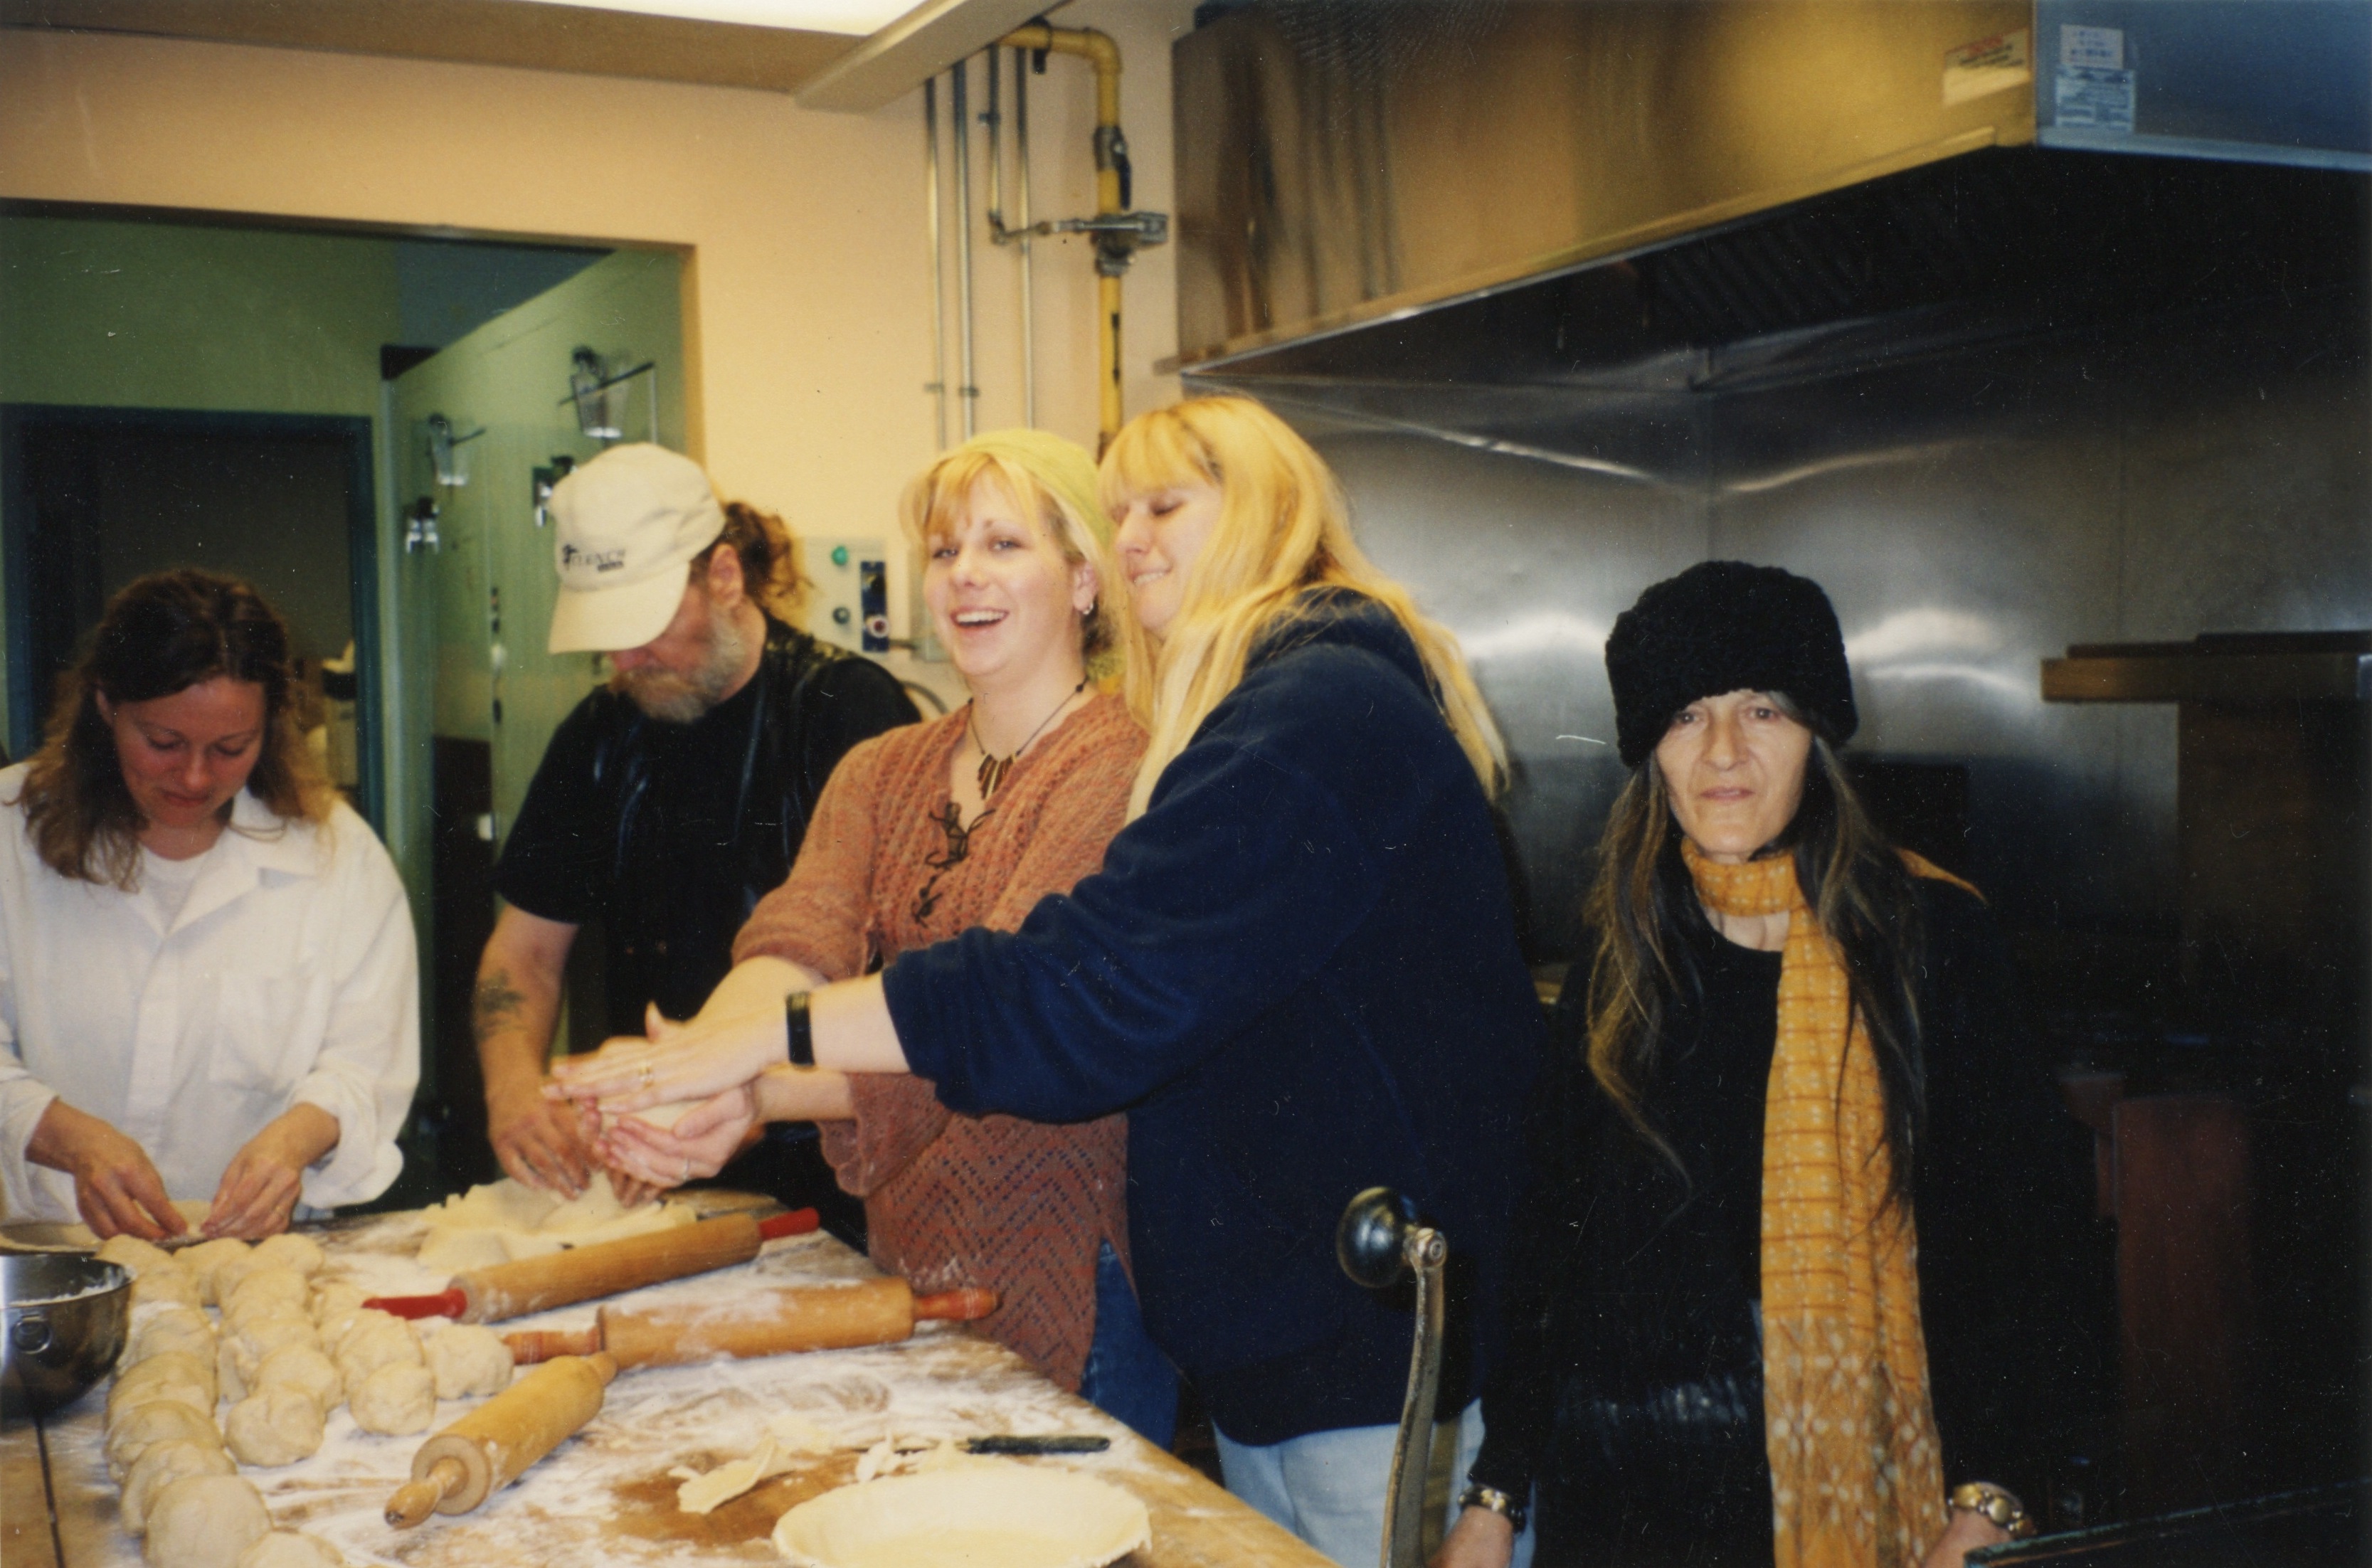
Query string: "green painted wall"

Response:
xmin=0 ymin=214 xmax=401 ymax=749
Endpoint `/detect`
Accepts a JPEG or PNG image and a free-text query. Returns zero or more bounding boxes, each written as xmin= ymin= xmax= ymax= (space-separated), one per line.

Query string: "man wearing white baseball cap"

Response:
xmin=471 ymin=443 xmax=915 ymax=1224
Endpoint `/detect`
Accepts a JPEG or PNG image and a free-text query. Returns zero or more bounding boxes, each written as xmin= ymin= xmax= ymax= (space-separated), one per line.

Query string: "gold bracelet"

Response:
xmin=1948 ymin=1481 xmax=2035 ymax=1540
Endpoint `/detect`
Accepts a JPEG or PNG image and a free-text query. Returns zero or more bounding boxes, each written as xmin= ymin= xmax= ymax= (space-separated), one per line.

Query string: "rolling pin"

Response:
xmin=364 ymin=1208 xmax=819 ymax=1323
xmin=384 ymin=1352 xmax=618 ymax=1527
xmin=504 ymin=1277 xmax=998 ymax=1367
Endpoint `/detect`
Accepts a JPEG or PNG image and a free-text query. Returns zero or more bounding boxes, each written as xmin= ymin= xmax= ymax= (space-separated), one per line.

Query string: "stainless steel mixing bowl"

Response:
xmin=2 ymin=1254 xmax=131 ymax=1421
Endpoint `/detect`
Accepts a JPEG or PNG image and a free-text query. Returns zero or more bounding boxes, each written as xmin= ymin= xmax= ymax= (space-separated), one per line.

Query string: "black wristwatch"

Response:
xmin=785 ymin=990 xmax=815 ymax=1068
xmin=1456 ymin=1482 xmax=1528 ymax=1532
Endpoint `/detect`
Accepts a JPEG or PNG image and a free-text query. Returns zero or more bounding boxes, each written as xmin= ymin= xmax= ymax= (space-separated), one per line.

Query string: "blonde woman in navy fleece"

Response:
xmin=556 ymin=396 xmax=1543 ymax=1566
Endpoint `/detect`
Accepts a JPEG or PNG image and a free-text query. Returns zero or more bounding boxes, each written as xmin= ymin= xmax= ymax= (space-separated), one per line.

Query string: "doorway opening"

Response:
xmin=0 ymin=406 xmax=381 ymax=825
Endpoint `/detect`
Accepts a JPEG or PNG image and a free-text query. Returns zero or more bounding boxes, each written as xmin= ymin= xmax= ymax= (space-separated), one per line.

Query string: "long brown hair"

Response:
xmin=702 ymin=500 xmax=804 ymax=619
xmin=17 ymin=568 xmax=334 ymax=889
xmin=1582 ymin=725 xmax=1927 ymax=1197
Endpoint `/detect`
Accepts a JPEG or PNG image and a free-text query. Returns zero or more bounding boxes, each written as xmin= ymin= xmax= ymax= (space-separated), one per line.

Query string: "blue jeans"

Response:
xmin=1215 ymin=1403 xmax=1536 ymax=1568
xmin=1076 ymin=1241 xmax=1179 ymax=1449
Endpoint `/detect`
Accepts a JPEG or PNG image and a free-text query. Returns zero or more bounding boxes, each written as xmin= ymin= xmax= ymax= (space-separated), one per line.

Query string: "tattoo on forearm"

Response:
xmin=472 ymin=970 xmax=526 ymax=1043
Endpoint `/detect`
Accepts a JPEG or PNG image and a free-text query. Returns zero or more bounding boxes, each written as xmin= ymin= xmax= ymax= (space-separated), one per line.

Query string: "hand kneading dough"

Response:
xmin=423 ymin=1324 xmax=512 ymax=1399
xmin=332 ymin=1313 xmax=420 ymax=1387
xmin=248 ymin=1234 xmax=324 ymax=1278
xmin=224 ymin=1385 xmax=325 ymax=1467
xmin=128 ymin=1307 xmax=216 ymax=1367
xmin=106 ymin=1400 xmax=222 ymax=1483
xmin=347 ymin=1362 xmax=435 ymax=1436
xmin=235 ymin=1533 xmax=344 ymax=1568
xmin=176 ymin=1240 xmax=249 ymax=1308
xmin=123 ymin=1440 xmax=237 ymax=1536
xmin=133 ymin=1268 xmax=206 ymax=1314
xmin=144 ymin=1474 xmax=270 ymax=1568
xmin=253 ymin=1343 xmax=341 ymax=1411
xmin=97 ymin=1234 xmax=178 ymax=1277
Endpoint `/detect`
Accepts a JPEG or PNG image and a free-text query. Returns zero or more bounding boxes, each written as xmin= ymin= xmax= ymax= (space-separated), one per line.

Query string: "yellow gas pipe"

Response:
xmin=1000 ymin=23 xmax=1128 ymax=450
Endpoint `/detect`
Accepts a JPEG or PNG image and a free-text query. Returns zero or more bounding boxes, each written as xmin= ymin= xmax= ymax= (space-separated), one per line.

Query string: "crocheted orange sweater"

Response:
xmin=732 ymin=692 xmax=1145 ymax=1392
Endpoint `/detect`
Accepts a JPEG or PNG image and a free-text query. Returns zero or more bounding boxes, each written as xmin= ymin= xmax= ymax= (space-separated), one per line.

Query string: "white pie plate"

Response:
xmin=772 ymin=1464 xmax=1151 ymax=1568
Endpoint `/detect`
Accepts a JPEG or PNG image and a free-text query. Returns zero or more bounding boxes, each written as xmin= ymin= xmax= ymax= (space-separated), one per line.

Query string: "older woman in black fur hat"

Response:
xmin=1437 ymin=562 xmax=2094 ymax=1568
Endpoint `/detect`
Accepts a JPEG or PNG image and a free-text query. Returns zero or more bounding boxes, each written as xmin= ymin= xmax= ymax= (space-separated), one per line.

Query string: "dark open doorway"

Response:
xmin=1 ymin=406 xmax=381 ymax=828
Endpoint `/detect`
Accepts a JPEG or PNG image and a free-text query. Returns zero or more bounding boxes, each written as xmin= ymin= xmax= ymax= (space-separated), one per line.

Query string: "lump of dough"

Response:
xmin=423 ymin=1324 xmax=512 ymax=1399
xmin=143 ymin=1474 xmax=269 ymax=1568
xmin=331 ymin=1313 xmax=420 ymax=1387
xmin=235 ymin=1534 xmax=344 ymax=1568
xmin=176 ymin=1240 xmax=250 ymax=1308
xmin=111 ymin=1352 xmax=218 ymax=1418
xmin=128 ymin=1307 xmax=216 ymax=1367
xmin=414 ymin=1227 xmax=511 ymax=1274
xmin=106 ymin=1399 xmax=221 ymax=1483
xmin=307 ymin=1282 xmax=367 ymax=1325
xmin=216 ymin=1340 xmax=248 ymax=1407
xmin=253 ymin=1343 xmax=341 ymax=1412
xmin=122 ymin=1440 xmax=235 ymax=1537
xmin=229 ymin=1310 xmax=319 ymax=1389
xmin=223 ymin=1385 xmax=325 ymax=1467
xmin=225 ymin=1268 xmax=311 ymax=1325
xmin=97 ymin=1234 xmax=178 ymax=1277
xmin=248 ymin=1234 xmax=324 ymax=1278
xmin=133 ymin=1268 xmax=206 ymax=1314
xmin=347 ymin=1362 xmax=435 ymax=1436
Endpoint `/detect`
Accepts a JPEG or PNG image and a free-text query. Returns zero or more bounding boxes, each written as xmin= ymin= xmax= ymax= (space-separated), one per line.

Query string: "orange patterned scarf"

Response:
xmin=1683 ymin=842 xmax=1952 ymax=1568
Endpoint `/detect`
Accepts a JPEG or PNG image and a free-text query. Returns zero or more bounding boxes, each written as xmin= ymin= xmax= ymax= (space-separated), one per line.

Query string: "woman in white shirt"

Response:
xmin=0 ymin=568 xmax=418 ymax=1239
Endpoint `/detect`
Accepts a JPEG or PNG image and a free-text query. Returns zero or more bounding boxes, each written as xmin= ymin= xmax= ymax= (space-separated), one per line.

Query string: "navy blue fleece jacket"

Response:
xmin=883 ymin=591 xmax=1543 ymax=1445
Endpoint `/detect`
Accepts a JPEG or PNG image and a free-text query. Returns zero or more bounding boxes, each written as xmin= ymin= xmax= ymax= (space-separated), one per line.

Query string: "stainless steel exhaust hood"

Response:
xmin=1170 ymin=1 xmax=2371 ymax=374
xmin=1171 ymin=1 xmax=2039 ymax=371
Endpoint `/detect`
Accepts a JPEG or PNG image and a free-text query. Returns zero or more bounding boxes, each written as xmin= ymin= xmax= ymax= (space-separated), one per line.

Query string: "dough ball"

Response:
xmin=235 ymin=1533 xmax=344 ymax=1568
xmin=128 ymin=1307 xmax=216 ymax=1367
xmin=323 ymin=1306 xmax=398 ymax=1356
xmin=216 ymin=1340 xmax=248 ymax=1406
xmin=143 ymin=1474 xmax=269 ymax=1568
xmin=111 ymin=1352 xmax=218 ymax=1419
xmin=230 ymin=1310 xmax=319 ymax=1387
xmin=307 ymin=1282 xmax=368 ymax=1325
xmin=346 ymin=1362 xmax=435 ymax=1436
xmin=331 ymin=1313 xmax=420 ymax=1387
xmin=423 ymin=1325 xmax=512 ymax=1399
xmin=97 ymin=1234 xmax=178 ymax=1277
xmin=224 ymin=1268 xmax=311 ymax=1325
xmin=132 ymin=1268 xmax=206 ymax=1314
xmin=223 ymin=1385 xmax=325 ymax=1467
xmin=122 ymin=1439 xmax=236 ymax=1537
xmin=105 ymin=1399 xmax=221 ymax=1483
xmin=176 ymin=1240 xmax=250 ymax=1308
xmin=253 ymin=1343 xmax=341 ymax=1412
xmin=248 ymin=1234 xmax=324 ymax=1278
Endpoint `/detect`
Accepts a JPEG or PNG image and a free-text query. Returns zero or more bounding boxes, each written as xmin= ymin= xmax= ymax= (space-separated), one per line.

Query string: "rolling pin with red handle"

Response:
xmin=364 ymin=1208 xmax=819 ymax=1323
xmin=384 ymin=1352 xmax=618 ymax=1527
xmin=505 ymin=1277 xmax=997 ymax=1367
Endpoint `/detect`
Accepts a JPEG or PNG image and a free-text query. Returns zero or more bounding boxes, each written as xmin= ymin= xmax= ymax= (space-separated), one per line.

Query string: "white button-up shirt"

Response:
xmin=0 ymin=764 xmax=419 ymax=1223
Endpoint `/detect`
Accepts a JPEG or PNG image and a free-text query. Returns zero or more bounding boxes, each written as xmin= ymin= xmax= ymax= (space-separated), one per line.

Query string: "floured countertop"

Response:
xmin=31 ymin=1203 xmax=1333 ymax=1568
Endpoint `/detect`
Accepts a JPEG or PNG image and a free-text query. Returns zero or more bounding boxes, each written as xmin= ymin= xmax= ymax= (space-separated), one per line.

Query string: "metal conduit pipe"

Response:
xmin=1014 ymin=47 xmax=1034 ymax=428
xmin=923 ymin=75 xmax=948 ymax=450
xmin=991 ymin=23 xmax=1167 ymax=450
xmin=949 ymin=58 xmax=980 ymax=440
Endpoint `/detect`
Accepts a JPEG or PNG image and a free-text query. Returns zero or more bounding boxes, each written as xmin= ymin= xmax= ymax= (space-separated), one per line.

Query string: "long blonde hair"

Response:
xmin=1099 ymin=395 xmax=1503 ymax=818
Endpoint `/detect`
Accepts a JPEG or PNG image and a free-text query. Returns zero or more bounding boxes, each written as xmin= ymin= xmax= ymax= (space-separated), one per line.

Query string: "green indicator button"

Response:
xmin=830 ymin=545 xmax=850 ymax=567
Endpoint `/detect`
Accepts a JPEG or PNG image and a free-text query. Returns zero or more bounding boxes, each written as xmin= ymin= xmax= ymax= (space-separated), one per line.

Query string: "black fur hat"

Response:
xmin=1604 ymin=561 xmax=1856 ymax=768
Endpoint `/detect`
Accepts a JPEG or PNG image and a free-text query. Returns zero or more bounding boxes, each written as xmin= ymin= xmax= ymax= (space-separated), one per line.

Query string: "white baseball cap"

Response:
xmin=546 ymin=444 xmax=726 ymax=654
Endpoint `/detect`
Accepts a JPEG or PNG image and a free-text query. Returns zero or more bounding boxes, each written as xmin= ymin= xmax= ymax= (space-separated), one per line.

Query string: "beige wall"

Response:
xmin=0 ymin=0 xmax=1192 ymax=585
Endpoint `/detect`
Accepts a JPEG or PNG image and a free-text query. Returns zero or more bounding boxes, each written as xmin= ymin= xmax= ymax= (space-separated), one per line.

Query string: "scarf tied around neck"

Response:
xmin=1682 ymin=839 xmax=1967 ymax=1568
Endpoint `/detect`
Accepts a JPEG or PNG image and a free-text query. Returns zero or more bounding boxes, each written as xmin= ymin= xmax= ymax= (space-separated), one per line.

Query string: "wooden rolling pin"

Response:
xmin=364 ymin=1208 xmax=819 ymax=1323
xmin=384 ymin=1352 xmax=618 ymax=1527
xmin=504 ymin=1277 xmax=998 ymax=1367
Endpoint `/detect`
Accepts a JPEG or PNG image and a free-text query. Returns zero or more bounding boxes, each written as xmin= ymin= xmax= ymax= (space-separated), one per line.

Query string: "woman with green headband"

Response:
xmin=593 ymin=429 xmax=1173 ymax=1442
